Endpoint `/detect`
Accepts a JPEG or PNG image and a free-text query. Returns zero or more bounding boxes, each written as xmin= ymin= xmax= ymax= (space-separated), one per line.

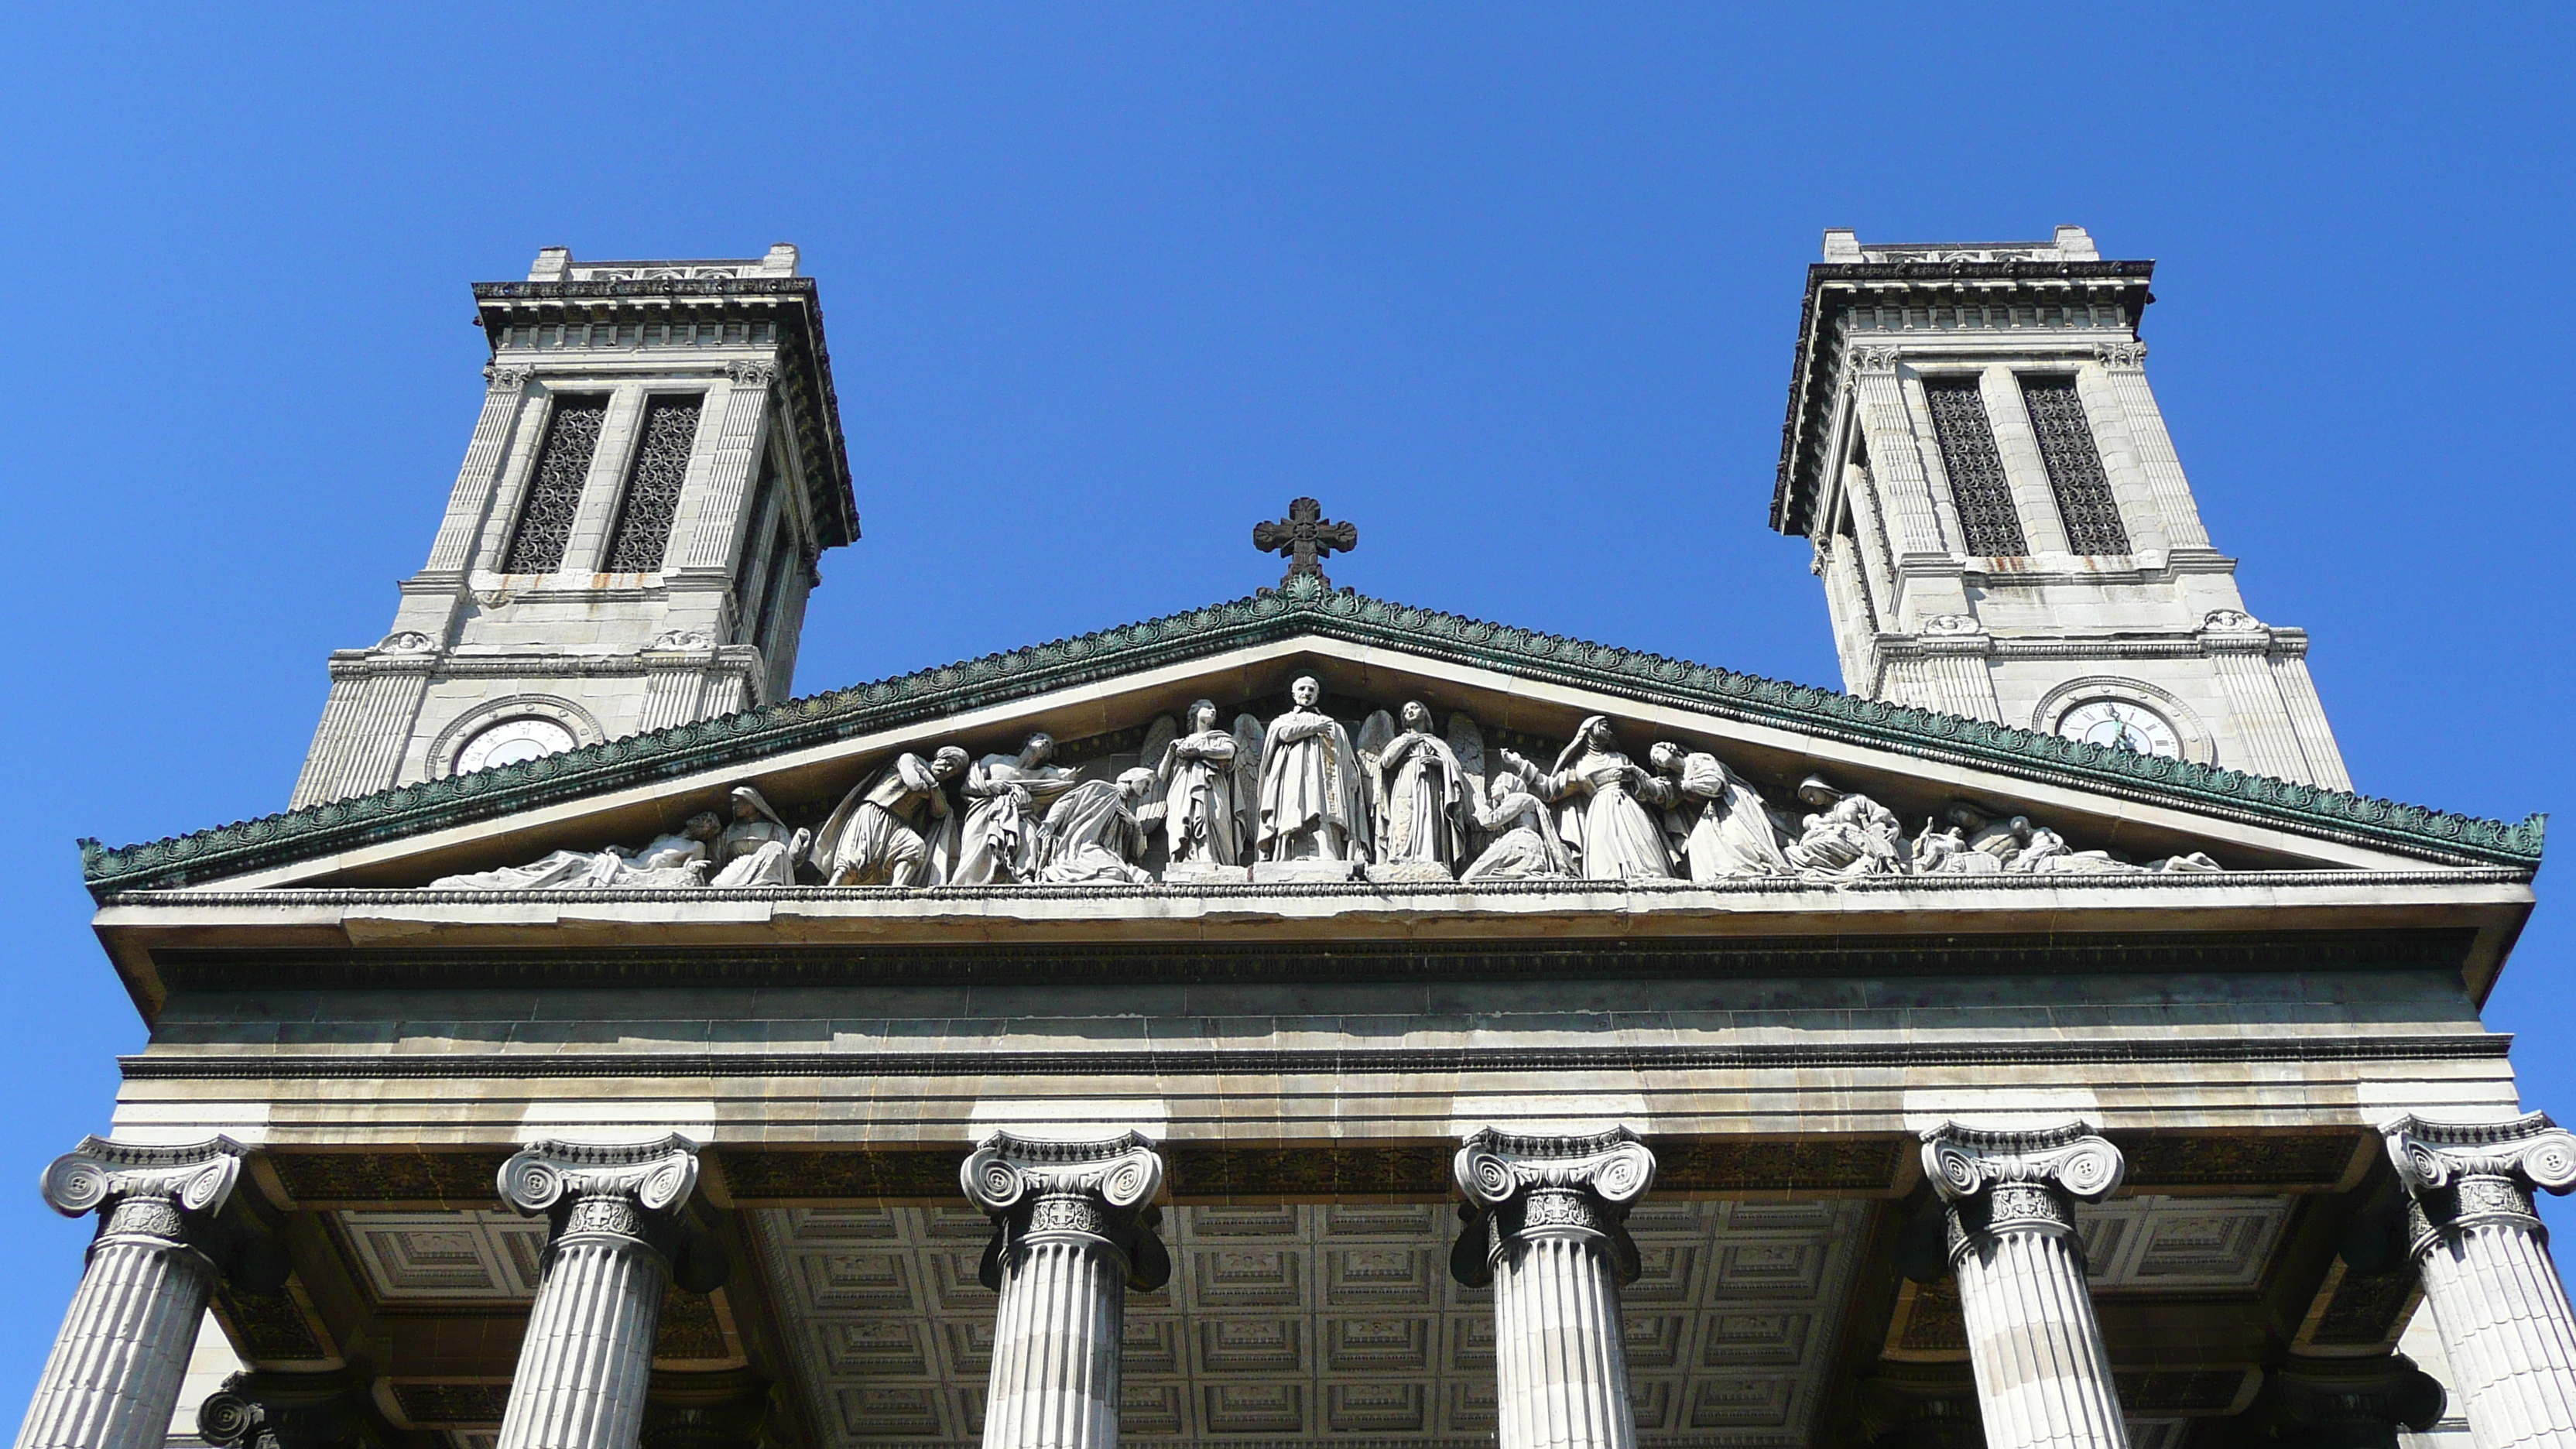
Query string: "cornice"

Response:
xmin=118 ymin=1032 xmax=2510 ymax=1084
xmin=79 ymin=577 xmax=2543 ymax=893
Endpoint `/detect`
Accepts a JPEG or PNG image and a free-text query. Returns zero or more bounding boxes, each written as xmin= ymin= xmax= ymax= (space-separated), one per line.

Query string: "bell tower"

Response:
xmin=1772 ymin=226 xmax=2349 ymax=789
xmin=292 ymin=245 xmax=859 ymax=807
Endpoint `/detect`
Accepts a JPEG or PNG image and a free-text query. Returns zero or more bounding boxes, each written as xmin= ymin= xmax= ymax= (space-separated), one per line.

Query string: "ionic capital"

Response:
xmin=41 ymin=1136 xmax=246 ymax=1255
xmin=498 ymin=1136 xmax=702 ymax=1266
xmin=2092 ymin=341 xmax=2147 ymax=372
xmin=2382 ymin=1112 xmax=2576 ymax=1249
xmin=961 ymin=1130 xmax=1170 ymax=1290
xmin=1921 ymin=1121 xmax=2123 ymax=1259
xmin=1450 ymin=1125 xmax=1656 ymax=1286
xmin=1851 ymin=344 xmax=1904 ymax=376
xmin=481 ymin=364 xmax=533 ymax=392
xmin=724 ymin=360 xmax=779 ymax=387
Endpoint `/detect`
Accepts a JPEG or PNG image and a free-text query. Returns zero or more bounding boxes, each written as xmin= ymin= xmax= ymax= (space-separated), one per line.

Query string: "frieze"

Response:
xmin=2112 ymin=1131 xmax=2365 ymax=1190
xmin=139 ymin=927 xmax=2486 ymax=999
xmin=81 ymin=575 xmax=2543 ymax=894
xmin=268 ymin=1151 xmax=512 ymax=1207
xmin=211 ymin=1281 xmax=334 ymax=1366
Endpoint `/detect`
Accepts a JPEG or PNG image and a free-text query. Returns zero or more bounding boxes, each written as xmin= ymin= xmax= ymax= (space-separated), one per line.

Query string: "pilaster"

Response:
xmin=16 ymin=1138 xmax=255 ymax=1449
xmin=961 ymin=1132 xmax=1170 ymax=1449
xmin=1920 ymin=1121 xmax=2130 ymax=1449
xmin=678 ymin=362 xmax=778 ymax=574
xmin=425 ymin=365 xmax=536 ymax=574
xmin=2382 ymin=1112 xmax=2576 ymax=1449
xmin=1451 ymin=1127 xmax=1658 ymax=1449
xmin=2197 ymin=611 xmax=2317 ymax=783
xmin=2091 ymin=343 xmax=2212 ymax=551
xmin=1850 ymin=350 xmax=1949 ymax=560
xmin=494 ymin=1136 xmax=709 ymax=1449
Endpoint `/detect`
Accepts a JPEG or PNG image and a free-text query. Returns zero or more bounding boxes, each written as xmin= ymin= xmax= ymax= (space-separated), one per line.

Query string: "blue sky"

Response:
xmin=2 ymin=4 xmax=2570 ymax=1399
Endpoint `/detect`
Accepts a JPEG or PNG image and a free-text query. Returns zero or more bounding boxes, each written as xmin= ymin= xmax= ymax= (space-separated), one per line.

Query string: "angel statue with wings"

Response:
xmin=1357 ymin=701 xmax=1479 ymax=879
xmin=1255 ymin=673 xmax=1371 ymax=864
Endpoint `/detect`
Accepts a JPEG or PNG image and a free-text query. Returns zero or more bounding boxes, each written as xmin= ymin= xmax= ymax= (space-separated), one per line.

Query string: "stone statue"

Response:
xmin=1782 ymin=776 xmax=1904 ymax=876
xmin=1037 ymin=769 xmax=1163 ymax=885
xmin=1461 ymin=766 xmax=1573 ymax=881
xmin=709 ymin=786 xmax=809 ymax=887
xmin=1648 ymin=742 xmax=1790 ymax=880
xmin=1914 ymin=803 xmax=2022 ymax=875
xmin=1362 ymin=701 xmax=1472 ymax=880
xmin=1153 ymin=700 xmax=1247 ymax=869
xmin=1255 ymin=675 xmax=1370 ymax=865
xmin=1500 ymin=716 xmax=1677 ymax=880
xmin=428 ymin=812 xmax=723 ymax=890
xmin=954 ymin=733 xmax=1081 ymax=886
xmin=810 ymin=746 xmax=968 ymax=887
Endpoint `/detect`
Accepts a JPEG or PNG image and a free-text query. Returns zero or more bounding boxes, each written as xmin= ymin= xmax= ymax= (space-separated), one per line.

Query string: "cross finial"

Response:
xmin=1252 ymin=497 xmax=1358 ymax=586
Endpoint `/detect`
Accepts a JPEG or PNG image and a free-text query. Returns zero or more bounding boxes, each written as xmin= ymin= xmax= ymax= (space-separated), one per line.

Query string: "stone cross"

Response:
xmin=1252 ymin=497 xmax=1357 ymax=584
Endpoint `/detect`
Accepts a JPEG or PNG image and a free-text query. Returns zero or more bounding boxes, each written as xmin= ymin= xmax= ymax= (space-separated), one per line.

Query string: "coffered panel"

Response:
xmin=752 ymin=1198 xmax=1872 ymax=1449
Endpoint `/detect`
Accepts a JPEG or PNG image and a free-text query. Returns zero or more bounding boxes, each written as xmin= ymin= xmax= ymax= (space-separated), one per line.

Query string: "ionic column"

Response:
xmin=961 ymin=1132 xmax=1170 ymax=1449
xmin=1921 ymin=1122 xmax=2129 ymax=1449
xmin=495 ymin=1137 xmax=707 ymax=1449
xmin=1451 ymin=1127 xmax=1658 ymax=1449
xmin=2382 ymin=1112 xmax=2576 ymax=1449
xmin=16 ymin=1137 xmax=249 ymax=1449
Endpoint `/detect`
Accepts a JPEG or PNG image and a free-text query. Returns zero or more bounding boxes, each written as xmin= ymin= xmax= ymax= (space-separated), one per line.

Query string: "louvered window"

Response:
xmin=502 ymin=396 xmax=608 ymax=573
xmin=602 ymin=395 xmax=703 ymax=572
xmin=2020 ymin=376 xmax=2130 ymax=555
xmin=1923 ymin=378 xmax=2025 ymax=555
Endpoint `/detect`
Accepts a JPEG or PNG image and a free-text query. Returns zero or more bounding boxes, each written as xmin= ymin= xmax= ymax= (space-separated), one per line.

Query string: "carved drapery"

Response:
xmin=494 ymin=1137 xmax=708 ymax=1449
xmin=962 ymin=1132 xmax=1170 ymax=1449
xmin=1451 ymin=1128 xmax=1657 ymax=1449
xmin=2383 ymin=1113 xmax=2576 ymax=1449
xmin=15 ymin=1138 xmax=255 ymax=1449
xmin=1921 ymin=1122 xmax=2129 ymax=1449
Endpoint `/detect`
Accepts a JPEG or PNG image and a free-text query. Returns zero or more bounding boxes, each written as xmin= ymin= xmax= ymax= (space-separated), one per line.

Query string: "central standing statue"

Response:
xmin=1255 ymin=674 xmax=1370 ymax=865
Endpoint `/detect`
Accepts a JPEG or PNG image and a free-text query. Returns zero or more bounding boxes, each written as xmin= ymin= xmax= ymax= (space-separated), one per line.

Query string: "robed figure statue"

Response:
xmin=1255 ymin=674 xmax=1370 ymax=862
xmin=1153 ymin=698 xmax=1249 ymax=868
xmin=1363 ymin=701 xmax=1471 ymax=875
xmin=1502 ymin=715 xmax=1678 ymax=880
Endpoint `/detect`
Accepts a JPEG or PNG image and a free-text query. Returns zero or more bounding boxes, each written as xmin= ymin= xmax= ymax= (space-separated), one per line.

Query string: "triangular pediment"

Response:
xmin=83 ymin=580 xmax=2542 ymax=897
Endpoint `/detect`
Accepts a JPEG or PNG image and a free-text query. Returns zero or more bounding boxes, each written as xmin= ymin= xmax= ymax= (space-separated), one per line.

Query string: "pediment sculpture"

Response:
xmin=420 ymin=673 xmax=2233 ymax=892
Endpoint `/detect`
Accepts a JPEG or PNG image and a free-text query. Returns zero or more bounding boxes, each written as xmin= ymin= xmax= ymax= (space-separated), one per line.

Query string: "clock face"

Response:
xmin=456 ymin=718 xmax=576 ymax=775
xmin=2057 ymin=699 xmax=2181 ymax=759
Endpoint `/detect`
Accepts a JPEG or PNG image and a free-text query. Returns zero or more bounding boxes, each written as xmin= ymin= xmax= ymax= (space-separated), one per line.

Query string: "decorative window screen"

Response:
xmin=602 ymin=395 xmax=704 ymax=572
xmin=1922 ymin=378 xmax=2026 ymax=555
xmin=753 ymin=516 xmax=796 ymax=653
xmin=501 ymin=396 xmax=608 ymax=574
xmin=2019 ymin=376 xmax=2131 ymax=555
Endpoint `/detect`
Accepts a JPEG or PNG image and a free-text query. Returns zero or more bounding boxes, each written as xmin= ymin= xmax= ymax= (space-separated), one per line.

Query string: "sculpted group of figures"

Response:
xmin=432 ymin=675 xmax=2221 ymax=890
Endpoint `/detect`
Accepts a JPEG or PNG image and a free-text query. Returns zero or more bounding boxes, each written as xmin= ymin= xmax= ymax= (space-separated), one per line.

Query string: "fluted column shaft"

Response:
xmin=494 ymin=1137 xmax=704 ymax=1449
xmin=963 ymin=1133 xmax=1168 ymax=1449
xmin=16 ymin=1138 xmax=248 ymax=1449
xmin=1454 ymin=1128 xmax=1657 ymax=1449
xmin=1922 ymin=1121 xmax=2129 ymax=1449
xmin=2384 ymin=1113 xmax=2576 ymax=1449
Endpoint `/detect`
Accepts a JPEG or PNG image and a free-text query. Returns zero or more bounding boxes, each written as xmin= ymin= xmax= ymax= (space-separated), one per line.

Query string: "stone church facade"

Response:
xmin=29 ymin=234 xmax=2563 ymax=1449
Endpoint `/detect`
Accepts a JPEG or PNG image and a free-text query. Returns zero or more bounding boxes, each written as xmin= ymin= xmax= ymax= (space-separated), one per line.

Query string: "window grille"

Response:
xmin=602 ymin=395 xmax=703 ymax=572
xmin=501 ymin=396 xmax=608 ymax=574
xmin=1922 ymin=378 xmax=2025 ymax=555
xmin=2020 ymin=376 xmax=2130 ymax=555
